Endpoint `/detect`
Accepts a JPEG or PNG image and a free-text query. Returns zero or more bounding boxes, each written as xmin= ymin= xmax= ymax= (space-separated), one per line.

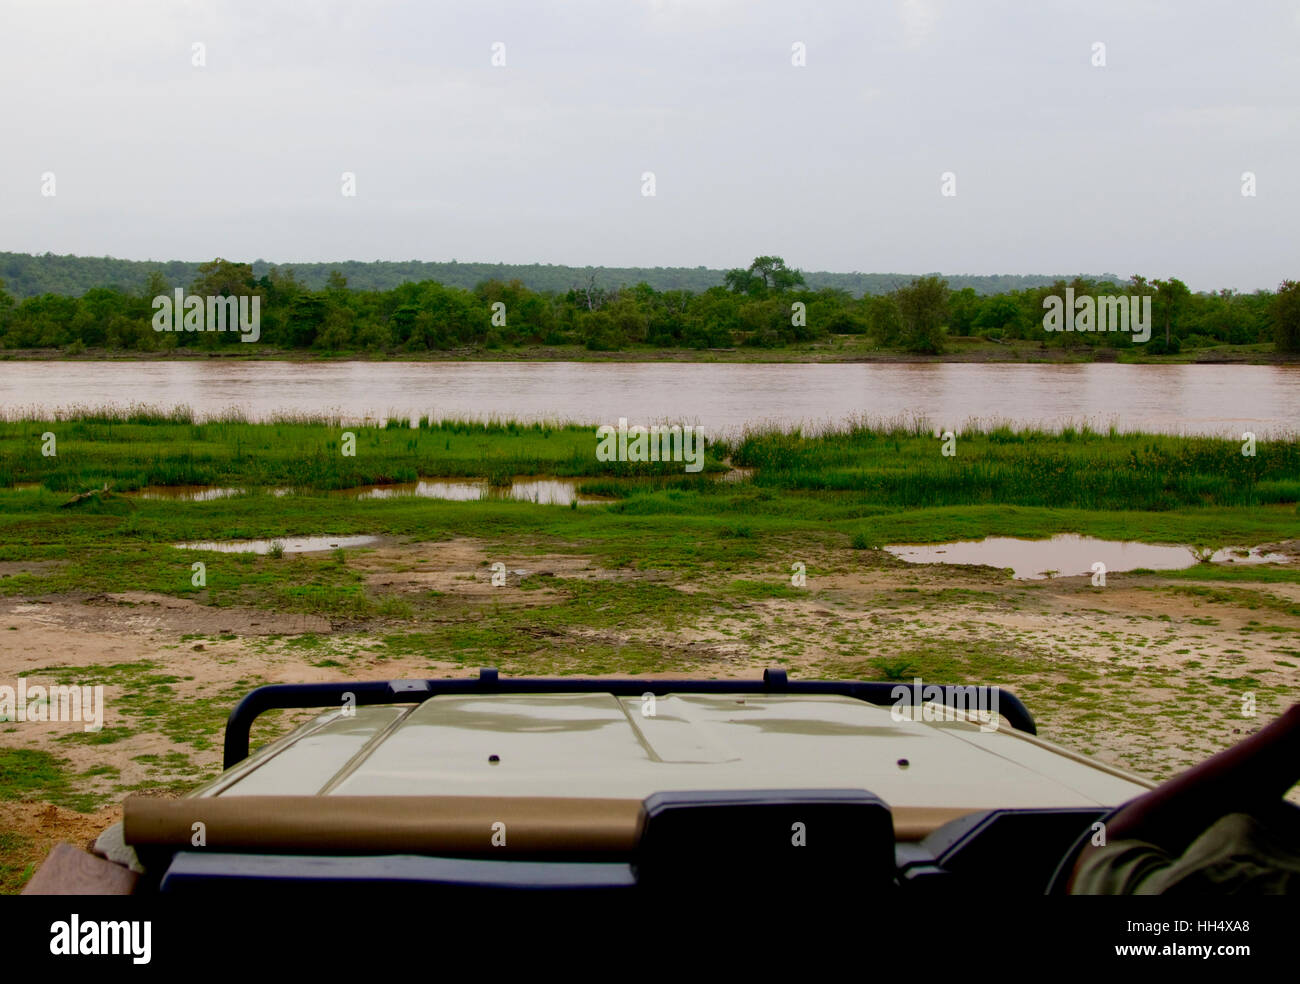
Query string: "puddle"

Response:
xmin=336 ymin=477 xmax=612 ymax=506
xmin=883 ymin=535 xmax=1289 ymax=580
xmin=343 ymin=479 xmax=482 ymax=502
xmin=173 ymin=535 xmax=379 ymax=554
xmin=99 ymin=470 xmax=750 ymax=505
xmin=133 ymin=486 xmax=242 ymax=501
xmin=128 ymin=477 xmax=614 ymax=506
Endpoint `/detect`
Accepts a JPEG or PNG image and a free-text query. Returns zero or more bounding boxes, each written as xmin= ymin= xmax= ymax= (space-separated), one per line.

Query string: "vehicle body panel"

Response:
xmin=200 ymin=694 xmax=1151 ymax=816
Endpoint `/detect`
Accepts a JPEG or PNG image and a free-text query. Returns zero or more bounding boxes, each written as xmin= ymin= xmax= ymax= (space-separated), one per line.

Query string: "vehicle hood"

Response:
xmin=204 ymin=693 xmax=1150 ymax=812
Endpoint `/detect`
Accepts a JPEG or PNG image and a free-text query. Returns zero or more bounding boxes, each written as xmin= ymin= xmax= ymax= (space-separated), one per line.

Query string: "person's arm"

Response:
xmin=1069 ymin=703 xmax=1300 ymax=889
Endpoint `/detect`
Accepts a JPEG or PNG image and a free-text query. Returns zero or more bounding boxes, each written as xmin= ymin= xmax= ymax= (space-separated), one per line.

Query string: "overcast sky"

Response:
xmin=2 ymin=0 xmax=1296 ymax=291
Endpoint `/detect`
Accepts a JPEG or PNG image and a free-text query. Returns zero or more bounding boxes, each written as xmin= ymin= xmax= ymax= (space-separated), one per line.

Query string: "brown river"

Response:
xmin=1 ymin=361 xmax=1295 ymax=435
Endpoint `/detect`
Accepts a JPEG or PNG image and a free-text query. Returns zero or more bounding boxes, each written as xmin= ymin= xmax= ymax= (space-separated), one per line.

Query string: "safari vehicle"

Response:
xmin=28 ymin=669 xmax=1151 ymax=897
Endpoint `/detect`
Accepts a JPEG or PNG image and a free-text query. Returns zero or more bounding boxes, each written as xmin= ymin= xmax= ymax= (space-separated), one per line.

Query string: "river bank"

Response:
xmin=0 ymin=337 xmax=1287 ymax=365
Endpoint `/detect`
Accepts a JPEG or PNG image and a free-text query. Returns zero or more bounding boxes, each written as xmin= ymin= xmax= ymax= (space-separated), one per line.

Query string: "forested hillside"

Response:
xmin=0 ymin=251 xmax=1111 ymax=300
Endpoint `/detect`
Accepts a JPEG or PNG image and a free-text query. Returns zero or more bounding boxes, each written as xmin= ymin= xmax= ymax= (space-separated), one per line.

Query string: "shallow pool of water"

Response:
xmin=124 ymin=477 xmax=612 ymax=506
xmin=883 ymin=535 xmax=1288 ymax=580
xmin=338 ymin=477 xmax=612 ymax=506
xmin=172 ymin=535 xmax=379 ymax=554
xmin=134 ymin=486 xmax=243 ymax=502
xmin=123 ymin=471 xmax=752 ymax=505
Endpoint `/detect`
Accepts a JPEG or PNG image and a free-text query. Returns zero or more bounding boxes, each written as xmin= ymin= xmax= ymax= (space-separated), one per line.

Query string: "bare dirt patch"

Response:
xmin=0 ymin=801 xmax=120 ymax=892
xmin=0 ymin=592 xmax=330 ymax=641
xmin=355 ymin=536 xmax=674 ymax=601
xmin=0 ymin=561 xmax=64 ymax=578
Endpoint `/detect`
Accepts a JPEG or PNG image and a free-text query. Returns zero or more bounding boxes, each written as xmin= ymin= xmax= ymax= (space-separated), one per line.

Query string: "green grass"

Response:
xmin=4 ymin=414 xmax=1294 ymax=513
xmin=0 ymin=831 xmax=35 ymax=894
xmin=0 ymin=748 xmax=103 ymax=812
xmin=1143 ymin=563 xmax=1300 ymax=584
xmin=1156 ymin=584 xmax=1300 ymax=619
xmin=718 ymin=423 xmax=1299 ymax=511
xmin=20 ymin=660 xmax=282 ymax=755
xmin=0 ymin=480 xmax=1295 ymax=621
xmin=0 ymin=413 xmax=726 ymax=491
xmin=725 ymin=578 xmax=807 ymax=600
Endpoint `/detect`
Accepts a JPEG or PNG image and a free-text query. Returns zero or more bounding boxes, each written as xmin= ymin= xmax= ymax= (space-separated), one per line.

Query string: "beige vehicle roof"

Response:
xmin=196 ymin=693 xmax=1151 ymax=827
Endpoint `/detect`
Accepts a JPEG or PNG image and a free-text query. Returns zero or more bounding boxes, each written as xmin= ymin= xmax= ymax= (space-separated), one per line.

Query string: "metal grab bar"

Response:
xmin=222 ymin=666 xmax=1036 ymax=768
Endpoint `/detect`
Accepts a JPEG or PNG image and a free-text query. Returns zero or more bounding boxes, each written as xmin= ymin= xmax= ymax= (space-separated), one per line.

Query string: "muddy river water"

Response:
xmin=3 ymin=361 xmax=1295 ymax=435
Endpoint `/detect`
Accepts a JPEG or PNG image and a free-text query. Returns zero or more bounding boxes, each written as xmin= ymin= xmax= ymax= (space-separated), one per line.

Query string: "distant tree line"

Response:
xmin=0 ymin=256 xmax=1294 ymax=355
xmin=0 ymin=250 xmax=1113 ymax=300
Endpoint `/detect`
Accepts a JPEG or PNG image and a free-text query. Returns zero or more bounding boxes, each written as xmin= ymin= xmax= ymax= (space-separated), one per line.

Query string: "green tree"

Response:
xmin=315 ymin=306 xmax=355 ymax=351
xmin=0 ymin=277 xmax=13 ymax=336
xmin=894 ymin=276 xmax=949 ymax=354
xmin=737 ymin=297 xmax=788 ymax=346
xmin=1272 ymin=280 xmax=1300 ymax=354
xmin=684 ymin=287 xmax=739 ymax=348
xmin=947 ymin=287 xmax=980 ymax=336
xmin=1152 ymin=277 xmax=1190 ymax=349
xmin=724 ymin=256 xmax=806 ymax=296
xmin=579 ymin=309 xmax=624 ymax=351
xmin=866 ymin=295 xmax=903 ymax=346
xmin=973 ymin=294 xmax=1024 ymax=339
xmin=140 ymin=270 xmax=170 ymax=301
xmin=192 ymin=258 xmax=255 ymax=297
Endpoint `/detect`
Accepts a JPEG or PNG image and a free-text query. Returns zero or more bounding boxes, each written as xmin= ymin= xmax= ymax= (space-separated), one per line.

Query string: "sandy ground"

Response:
xmin=2 ymin=536 xmax=1297 ymax=889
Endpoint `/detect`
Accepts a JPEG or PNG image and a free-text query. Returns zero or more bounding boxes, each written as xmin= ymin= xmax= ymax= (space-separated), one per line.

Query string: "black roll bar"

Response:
xmin=222 ymin=667 xmax=1036 ymax=768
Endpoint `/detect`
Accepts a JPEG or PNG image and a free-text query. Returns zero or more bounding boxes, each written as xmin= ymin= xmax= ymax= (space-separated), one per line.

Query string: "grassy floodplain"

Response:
xmin=0 ymin=408 xmax=1298 ymax=892
xmin=0 ymin=408 xmax=1297 ymax=605
xmin=1 ymin=406 xmax=1298 ymax=503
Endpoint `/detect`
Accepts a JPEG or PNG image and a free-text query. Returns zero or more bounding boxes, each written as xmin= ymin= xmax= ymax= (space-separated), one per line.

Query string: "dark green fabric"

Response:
xmin=1071 ymin=812 xmax=1300 ymax=894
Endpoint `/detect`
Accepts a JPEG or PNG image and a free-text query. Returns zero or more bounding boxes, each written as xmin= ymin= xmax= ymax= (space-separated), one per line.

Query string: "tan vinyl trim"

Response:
xmin=891 ymin=806 xmax=979 ymax=841
xmin=125 ymin=794 xmax=644 ymax=856
xmin=125 ymin=794 xmax=974 ymax=855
